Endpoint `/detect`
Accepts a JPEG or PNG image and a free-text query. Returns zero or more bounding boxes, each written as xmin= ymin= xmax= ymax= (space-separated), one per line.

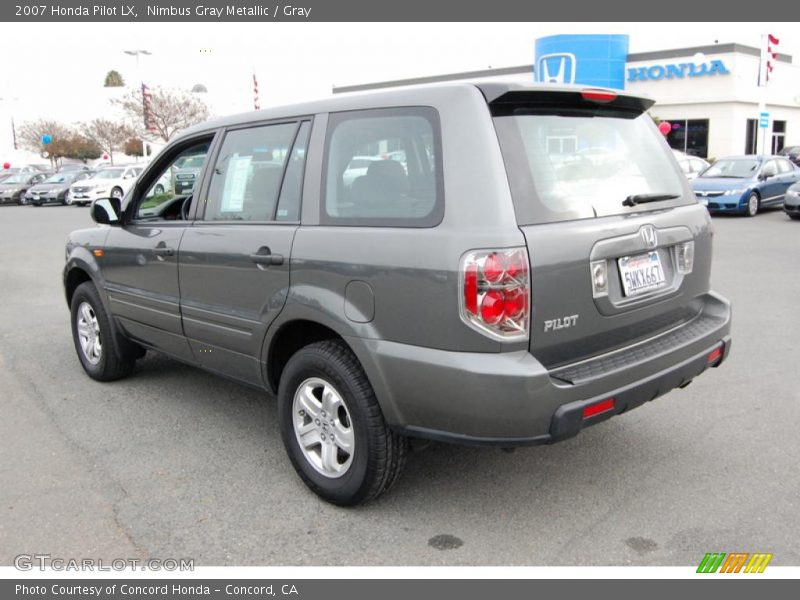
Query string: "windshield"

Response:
xmin=3 ymin=174 xmax=28 ymax=184
xmin=44 ymin=173 xmax=75 ymax=184
xmin=700 ymin=159 xmax=760 ymax=179
xmin=94 ymin=168 xmax=124 ymax=179
xmin=493 ymin=108 xmax=688 ymax=224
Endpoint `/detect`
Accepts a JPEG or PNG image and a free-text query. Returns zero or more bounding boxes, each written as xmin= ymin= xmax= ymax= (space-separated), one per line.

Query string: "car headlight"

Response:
xmin=787 ymin=189 xmax=800 ymax=197
xmin=722 ymin=188 xmax=746 ymax=196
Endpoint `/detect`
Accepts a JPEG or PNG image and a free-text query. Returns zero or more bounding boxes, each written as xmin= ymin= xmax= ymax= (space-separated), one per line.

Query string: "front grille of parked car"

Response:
xmin=707 ymin=203 xmax=721 ymax=209
xmin=73 ymin=187 xmax=89 ymax=193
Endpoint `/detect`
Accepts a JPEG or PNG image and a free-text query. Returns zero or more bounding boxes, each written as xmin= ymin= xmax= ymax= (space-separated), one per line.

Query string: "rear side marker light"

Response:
xmin=707 ymin=347 xmax=723 ymax=365
xmin=460 ymin=247 xmax=530 ymax=341
xmin=581 ymin=89 xmax=617 ymax=103
xmin=582 ymin=398 xmax=616 ymax=420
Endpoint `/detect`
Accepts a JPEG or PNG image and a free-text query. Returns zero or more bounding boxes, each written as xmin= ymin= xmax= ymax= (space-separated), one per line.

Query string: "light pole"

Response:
xmin=0 ymin=96 xmax=20 ymax=155
xmin=123 ymin=49 xmax=152 ymax=161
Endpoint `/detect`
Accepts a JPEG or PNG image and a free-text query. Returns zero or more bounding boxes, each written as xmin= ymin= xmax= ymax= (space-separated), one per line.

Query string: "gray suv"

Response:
xmin=63 ymin=82 xmax=732 ymax=505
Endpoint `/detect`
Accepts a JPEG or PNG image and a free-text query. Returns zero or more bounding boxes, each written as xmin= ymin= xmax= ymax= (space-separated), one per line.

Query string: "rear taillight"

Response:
xmin=460 ymin=247 xmax=530 ymax=341
xmin=675 ymin=240 xmax=695 ymax=275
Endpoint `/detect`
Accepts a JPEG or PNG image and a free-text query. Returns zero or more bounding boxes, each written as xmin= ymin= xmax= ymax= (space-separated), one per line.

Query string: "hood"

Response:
xmin=691 ymin=177 xmax=755 ymax=191
xmin=29 ymin=183 xmax=67 ymax=192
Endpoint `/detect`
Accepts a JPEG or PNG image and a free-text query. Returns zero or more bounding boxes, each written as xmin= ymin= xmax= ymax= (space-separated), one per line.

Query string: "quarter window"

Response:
xmin=322 ymin=107 xmax=443 ymax=226
xmin=205 ymin=123 xmax=298 ymax=222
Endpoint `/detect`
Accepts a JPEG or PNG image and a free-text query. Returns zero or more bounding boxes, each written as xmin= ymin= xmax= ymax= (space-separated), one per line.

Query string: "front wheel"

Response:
xmin=70 ymin=282 xmax=140 ymax=381
xmin=745 ymin=192 xmax=759 ymax=217
xmin=278 ymin=340 xmax=408 ymax=506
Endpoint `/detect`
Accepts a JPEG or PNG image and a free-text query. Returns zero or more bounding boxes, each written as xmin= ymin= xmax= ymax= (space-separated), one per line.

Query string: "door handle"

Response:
xmin=250 ymin=246 xmax=284 ymax=266
xmin=154 ymin=246 xmax=174 ymax=257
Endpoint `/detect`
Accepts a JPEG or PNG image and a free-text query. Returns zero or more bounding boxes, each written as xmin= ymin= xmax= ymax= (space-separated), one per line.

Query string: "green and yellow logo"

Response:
xmin=697 ymin=552 xmax=773 ymax=573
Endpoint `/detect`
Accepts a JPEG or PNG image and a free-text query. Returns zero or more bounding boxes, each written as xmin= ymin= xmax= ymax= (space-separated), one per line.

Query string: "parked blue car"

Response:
xmin=691 ymin=155 xmax=800 ymax=216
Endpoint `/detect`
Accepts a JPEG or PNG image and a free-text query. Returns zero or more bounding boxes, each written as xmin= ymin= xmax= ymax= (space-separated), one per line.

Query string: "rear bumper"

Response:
xmin=348 ymin=291 xmax=731 ymax=446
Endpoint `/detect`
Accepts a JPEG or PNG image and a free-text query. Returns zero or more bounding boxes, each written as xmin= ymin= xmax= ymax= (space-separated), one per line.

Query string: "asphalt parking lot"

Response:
xmin=1 ymin=204 xmax=798 ymax=567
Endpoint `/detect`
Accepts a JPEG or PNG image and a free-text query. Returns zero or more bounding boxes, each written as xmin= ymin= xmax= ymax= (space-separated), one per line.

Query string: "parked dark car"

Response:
xmin=27 ymin=171 xmax=94 ymax=206
xmin=779 ymin=145 xmax=800 ymax=166
xmin=0 ymin=172 xmax=49 ymax=204
xmin=691 ymin=155 xmax=800 ymax=216
xmin=784 ymin=182 xmax=800 ymax=220
xmin=64 ymin=82 xmax=731 ymax=505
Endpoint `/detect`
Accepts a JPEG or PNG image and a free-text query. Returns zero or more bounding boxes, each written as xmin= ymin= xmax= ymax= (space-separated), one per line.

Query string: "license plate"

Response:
xmin=618 ymin=251 xmax=666 ymax=297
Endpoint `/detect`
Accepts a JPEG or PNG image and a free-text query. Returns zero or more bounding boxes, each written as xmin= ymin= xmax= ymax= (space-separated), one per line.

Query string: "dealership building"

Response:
xmin=334 ymin=37 xmax=800 ymax=160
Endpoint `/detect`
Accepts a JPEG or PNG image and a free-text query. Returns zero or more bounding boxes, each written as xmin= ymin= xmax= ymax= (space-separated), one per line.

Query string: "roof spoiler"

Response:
xmin=477 ymin=83 xmax=655 ymax=115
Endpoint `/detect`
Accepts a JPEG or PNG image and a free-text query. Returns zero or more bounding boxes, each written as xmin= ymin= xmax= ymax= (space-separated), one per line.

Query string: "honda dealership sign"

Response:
xmin=534 ymin=34 xmax=629 ymax=89
xmin=627 ymin=60 xmax=730 ymax=82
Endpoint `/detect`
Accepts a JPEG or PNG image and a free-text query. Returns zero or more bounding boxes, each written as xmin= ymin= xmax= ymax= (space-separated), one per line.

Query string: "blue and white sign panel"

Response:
xmin=535 ymin=34 xmax=629 ymax=89
xmin=759 ymin=112 xmax=770 ymax=128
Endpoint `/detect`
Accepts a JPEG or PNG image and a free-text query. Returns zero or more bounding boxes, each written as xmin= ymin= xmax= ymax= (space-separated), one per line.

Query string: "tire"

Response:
xmin=278 ymin=339 xmax=408 ymax=506
xmin=789 ymin=214 xmax=800 ymax=221
xmin=745 ymin=192 xmax=759 ymax=217
xmin=70 ymin=282 xmax=140 ymax=381
xmin=111 ymin=187 xmax=124 ymax=199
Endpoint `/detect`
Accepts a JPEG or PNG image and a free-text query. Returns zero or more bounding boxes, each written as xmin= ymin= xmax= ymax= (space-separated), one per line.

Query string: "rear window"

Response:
xmin=493 ymin=107 xmax=690 ymax=225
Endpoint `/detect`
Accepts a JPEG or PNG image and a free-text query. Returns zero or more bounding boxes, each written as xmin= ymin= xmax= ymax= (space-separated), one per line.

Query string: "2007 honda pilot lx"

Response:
xmin=64 ymin=82 xmax=731 ymax=505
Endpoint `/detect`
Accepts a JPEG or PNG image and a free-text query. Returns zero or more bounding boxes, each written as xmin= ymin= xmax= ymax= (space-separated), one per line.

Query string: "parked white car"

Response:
xmin=673 ymin=150 xmax=710 ymax=181
xmin=66 ymin=165 xmax=144 ymax=206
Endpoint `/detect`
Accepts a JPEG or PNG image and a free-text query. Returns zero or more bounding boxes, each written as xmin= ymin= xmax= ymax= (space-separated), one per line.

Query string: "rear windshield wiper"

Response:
xmin=622 ymin=193 xmax=680 ymax=207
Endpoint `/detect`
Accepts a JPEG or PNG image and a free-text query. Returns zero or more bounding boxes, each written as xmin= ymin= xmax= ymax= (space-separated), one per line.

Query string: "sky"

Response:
xmin=0 ymin=21 xmax=796 ymax=156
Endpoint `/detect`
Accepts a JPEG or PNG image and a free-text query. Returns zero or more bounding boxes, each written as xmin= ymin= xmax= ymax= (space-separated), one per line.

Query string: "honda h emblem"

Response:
xmin=537 ymin=53 xmax=577 ymax=84
xmin=640 ymin=225 xmax=658 ymax=249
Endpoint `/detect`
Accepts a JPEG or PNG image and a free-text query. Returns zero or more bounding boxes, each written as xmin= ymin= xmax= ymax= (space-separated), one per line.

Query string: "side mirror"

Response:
xmin=91 ymin=197 xmax=122 ymax=226
xmin=760 ymin=167 xmax=777 ymax=179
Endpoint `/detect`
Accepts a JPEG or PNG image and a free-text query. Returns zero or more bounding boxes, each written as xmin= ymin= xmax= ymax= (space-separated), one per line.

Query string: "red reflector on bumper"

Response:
xmin=582 ymin=398 xmax=615 ymax=419
xmin=707 ymin=347 xmax=723 ymax=364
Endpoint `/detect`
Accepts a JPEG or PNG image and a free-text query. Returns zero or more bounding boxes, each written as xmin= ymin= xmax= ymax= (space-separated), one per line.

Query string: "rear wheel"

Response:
xmin=278 ymin=340 xmax=407 ymax=506
xmin=70 ymin=282 xmax=141 ymax=381
xmin=745 ymin=192 xmax=759 ymax=217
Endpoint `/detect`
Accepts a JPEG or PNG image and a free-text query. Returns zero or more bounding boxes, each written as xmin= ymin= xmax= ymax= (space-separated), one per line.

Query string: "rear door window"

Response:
xmin=322 ymin=107 xmax=443 ymax=227
xmin=493 ymin=106 xmax=690 ymax=225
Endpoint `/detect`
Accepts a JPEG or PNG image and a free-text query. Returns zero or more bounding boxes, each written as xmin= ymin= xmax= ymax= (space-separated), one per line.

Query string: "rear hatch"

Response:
xmin=485 ymin=86 xmax=713 ymax=372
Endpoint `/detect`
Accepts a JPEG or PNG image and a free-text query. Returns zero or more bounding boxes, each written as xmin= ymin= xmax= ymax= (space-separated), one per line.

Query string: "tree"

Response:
xmin=113 ymin=86 xmax=210 ymax=142
xmin=83 ymin=119 xmax=133 ymax=165
xmin=17 ymin=119 xmax=73 ymax=168
xmin=104 ymin=70 xmax=125 ymax=87
xmin=124 ymin=136 xmax=145 ymax=157
xmin=63 ymin=136 xmax=102 ymax=162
